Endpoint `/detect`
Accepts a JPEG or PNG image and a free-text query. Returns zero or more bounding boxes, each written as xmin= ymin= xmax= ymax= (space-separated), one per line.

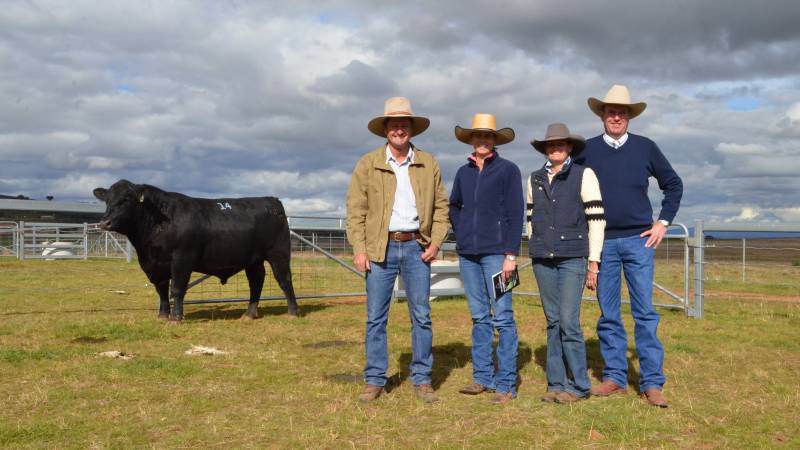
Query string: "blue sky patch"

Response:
xmin=728 ymin=96 xmax=760 ymax=112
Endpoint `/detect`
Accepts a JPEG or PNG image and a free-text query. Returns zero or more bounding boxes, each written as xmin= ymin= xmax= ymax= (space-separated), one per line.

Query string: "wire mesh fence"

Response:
xmin=691 ymin=237 xmax=800 ymax=300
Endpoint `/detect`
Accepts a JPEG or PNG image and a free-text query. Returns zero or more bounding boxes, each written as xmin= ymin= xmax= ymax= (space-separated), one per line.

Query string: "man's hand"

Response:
xmin=585 ymin=261 xmax=599 ymax=291
xmin=421 ymin=244 xmax=439 ymax=263
xmin=354 ymin=252 xmax=370 ymax=272
xmin=502 ymin=258 xmax=516 ymax=282
xmin=640 ymin=221 xmax=668 ymax=248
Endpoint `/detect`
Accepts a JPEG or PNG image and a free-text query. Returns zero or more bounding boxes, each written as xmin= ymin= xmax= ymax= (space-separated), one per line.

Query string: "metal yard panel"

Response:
xmin=0 ymin=221 xmax=19 ymax=258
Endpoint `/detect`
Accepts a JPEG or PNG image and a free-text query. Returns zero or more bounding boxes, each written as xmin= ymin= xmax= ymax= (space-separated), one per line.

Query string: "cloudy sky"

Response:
xmin=1 ymin=0 xmax=799 ymax=224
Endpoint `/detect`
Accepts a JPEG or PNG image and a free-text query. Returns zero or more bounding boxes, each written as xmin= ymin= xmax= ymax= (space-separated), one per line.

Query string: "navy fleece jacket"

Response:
xmin=448 ymin=152 xmax=524 ymax=255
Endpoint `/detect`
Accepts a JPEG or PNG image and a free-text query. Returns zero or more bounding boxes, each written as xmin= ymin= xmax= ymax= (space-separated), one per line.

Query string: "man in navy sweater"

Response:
xmin=575 ymin=85 xmax=683 ymax=408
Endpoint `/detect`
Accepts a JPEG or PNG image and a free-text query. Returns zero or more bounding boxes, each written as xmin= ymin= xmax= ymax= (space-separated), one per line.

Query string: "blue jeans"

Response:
xmin=533 ymin=257 xmax=591 ymax=397
xmin=597 ymin=234 xmax=665 ymax=392
xmin=364 ymin=240 xmax=432 ymax=387
xmin=459 ymin=254 xmax=518 ymax=395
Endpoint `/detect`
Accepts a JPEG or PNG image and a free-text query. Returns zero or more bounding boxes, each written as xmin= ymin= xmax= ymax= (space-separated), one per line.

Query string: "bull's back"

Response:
xmin=181 ymin=196 xmax=289 ymax=269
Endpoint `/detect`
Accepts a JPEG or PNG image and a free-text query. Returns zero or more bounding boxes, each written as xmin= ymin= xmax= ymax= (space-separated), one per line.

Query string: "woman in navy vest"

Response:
xmin=526 ymin=123 xmax=606 ymax=403
xmin=449 ymin=113 xmax=524 ymax=404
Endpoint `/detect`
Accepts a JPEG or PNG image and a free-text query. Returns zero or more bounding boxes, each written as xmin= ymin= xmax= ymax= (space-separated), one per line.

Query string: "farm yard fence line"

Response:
xmin=0 ymin=221 xmax=19 ymax=258
xmin=7 ymin=221 xmax=132 ymax=261
xmin=186 ymin=219 xmax=704 ymax=319
xmin=6 ymin=218 xmax=798 ymax=319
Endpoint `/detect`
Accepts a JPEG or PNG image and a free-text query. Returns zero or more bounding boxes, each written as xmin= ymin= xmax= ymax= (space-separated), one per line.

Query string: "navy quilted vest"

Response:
xmin=528 ymin=163 xmax=589 ymax=259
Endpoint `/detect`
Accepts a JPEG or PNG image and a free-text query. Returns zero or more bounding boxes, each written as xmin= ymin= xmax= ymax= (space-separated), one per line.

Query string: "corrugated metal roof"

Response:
xmin=0 ymin=199 xmax=105 ymax=213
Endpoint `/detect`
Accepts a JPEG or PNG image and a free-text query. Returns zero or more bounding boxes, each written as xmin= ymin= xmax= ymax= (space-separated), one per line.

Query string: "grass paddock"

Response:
xmin=1 ymin=258 xmax=798 ymax=448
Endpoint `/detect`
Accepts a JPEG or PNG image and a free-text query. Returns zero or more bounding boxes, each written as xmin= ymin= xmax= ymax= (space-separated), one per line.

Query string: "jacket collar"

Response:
xmin=534 ymin=158 xmax=574 ymax=183
xmin=371 ymin=143 xmax=424 ymax=170
xmin=545 ymin=156 xmax=572 ymax=174
xmin=467 ymin=150 xmax=500 ymax=169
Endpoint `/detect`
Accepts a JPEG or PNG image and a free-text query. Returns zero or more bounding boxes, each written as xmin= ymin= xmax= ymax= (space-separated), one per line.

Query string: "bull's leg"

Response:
xmin=169 ymin=263 xmax=193 ymax=322
xmin=242 ymin=263 xmax=266 ymax=320
xmin=155 ymin=280 xmax=170 ymax=320
xmin=267 ymin=254 xmax=299 ymax=317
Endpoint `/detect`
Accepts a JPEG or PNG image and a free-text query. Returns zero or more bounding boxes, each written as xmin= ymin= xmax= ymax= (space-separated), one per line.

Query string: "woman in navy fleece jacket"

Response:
xmin=448 ymin=113 xmax=524 ymax=404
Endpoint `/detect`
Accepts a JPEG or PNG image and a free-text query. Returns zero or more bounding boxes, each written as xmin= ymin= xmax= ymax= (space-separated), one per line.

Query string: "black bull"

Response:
xmin=93 ymin=179 xmax=299 ymax=321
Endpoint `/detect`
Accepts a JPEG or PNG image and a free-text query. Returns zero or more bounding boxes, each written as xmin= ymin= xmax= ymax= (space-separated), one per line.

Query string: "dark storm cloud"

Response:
xmin=1 ymin=0 xmax=799 ymax=223
xmin=398 ymin=0 xmax=800 ymax=82
xmin=312 ymin=60 xmax=397 ymax=97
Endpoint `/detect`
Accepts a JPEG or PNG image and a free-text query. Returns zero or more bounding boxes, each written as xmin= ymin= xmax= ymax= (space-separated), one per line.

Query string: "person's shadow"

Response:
xmin=388 ymin=340 xmax=534 ymax=392
xmin=533 ymin=337 xmax=641 ymax=391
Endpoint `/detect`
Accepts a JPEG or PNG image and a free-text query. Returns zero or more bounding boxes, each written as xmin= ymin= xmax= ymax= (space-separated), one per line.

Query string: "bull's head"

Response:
xmin=93 ymin=179 xmax=145 ymax=233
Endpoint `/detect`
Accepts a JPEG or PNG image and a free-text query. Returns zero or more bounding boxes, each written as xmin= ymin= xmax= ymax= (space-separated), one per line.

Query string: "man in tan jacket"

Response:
xmin=346 ymin=96 xmax=449 ymax=403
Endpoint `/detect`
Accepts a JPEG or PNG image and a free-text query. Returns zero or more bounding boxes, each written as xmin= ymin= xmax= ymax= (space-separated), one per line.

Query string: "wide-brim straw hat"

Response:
xmin=531 ymin=123 xmax=586 ymax=155
xmin=454 ymin=113 xmax=515 ymax=146
xmin=367 ymin=96 xmax=430 ymax=137
xmin=587 ymin=84 xmax=647 ymax=119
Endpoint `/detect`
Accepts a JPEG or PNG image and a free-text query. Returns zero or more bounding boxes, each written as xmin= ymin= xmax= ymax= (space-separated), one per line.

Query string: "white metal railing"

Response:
xmin=14 ymin=221 xmax=132 ymax=261
xmin=0 ymin=221 xmax=19 ymax=258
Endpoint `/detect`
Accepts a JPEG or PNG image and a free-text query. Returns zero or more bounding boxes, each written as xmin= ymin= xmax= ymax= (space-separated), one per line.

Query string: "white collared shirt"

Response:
xmin=545 ymin=156 xmax=572 ymax=175
xmin=386 ymin=145 xmax=420 ymax=232
xmin=603 ymin=133 xmax=629 ymax=149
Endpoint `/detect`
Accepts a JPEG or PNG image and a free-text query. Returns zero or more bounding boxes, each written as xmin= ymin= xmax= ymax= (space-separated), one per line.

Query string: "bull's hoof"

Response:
xmin=239 ymin=314 xmax=254 ymax=321
xmin=157 ymin=313 xmax=170 ymax=321
xmin=288 ymin=309 xmax=299 ymax=318
xmin=167 ymin=320 xmax=182 ymax=325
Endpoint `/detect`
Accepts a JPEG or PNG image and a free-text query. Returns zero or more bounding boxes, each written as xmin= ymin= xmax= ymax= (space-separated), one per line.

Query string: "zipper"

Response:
xmin=472 ymin=165 xmax=482 ymax=251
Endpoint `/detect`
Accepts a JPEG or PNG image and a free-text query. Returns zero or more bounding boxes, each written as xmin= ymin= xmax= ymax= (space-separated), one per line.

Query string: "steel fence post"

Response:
xmin=684 ymin=227 xmax=690 ymax=317
xmin=742 ymin=238 xmax=746 ymax=282
xmin=692 ymin=219 xmax=705 ymax=319
xmin=83 ymin=223 xmax=88 ymax=260
xmin=19 ymin=220 xmax=24 ymax=260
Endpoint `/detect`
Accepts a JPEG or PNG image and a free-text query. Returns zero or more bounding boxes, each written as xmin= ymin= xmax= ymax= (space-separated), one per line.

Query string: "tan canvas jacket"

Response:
xmin=346 ymin=145 xmax=450 ymax=263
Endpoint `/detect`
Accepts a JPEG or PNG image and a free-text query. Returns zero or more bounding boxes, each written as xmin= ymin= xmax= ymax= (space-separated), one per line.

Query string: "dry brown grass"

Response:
xmin=0 ymin=257 xmax=798 ymax=448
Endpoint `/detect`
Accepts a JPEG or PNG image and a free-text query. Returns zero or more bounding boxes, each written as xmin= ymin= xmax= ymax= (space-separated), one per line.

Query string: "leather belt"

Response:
xmin=388 ymin=231 xmax=421 ymax=242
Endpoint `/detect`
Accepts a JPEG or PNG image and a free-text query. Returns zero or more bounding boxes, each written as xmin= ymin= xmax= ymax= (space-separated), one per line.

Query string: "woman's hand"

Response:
xmin=586 ymin=261 xmax=599 ymax=291
xmin=502 ymin=258 xmax=516 ymax=282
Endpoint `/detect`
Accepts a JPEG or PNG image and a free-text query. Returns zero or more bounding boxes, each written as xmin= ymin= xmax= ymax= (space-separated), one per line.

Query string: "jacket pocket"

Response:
xmin=557 ymin=229 xmax=585 ymax=241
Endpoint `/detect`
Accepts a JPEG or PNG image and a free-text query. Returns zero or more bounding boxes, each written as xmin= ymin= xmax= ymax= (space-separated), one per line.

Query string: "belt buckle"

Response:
xmin=391 ymin=231 xmax=402 ymax=241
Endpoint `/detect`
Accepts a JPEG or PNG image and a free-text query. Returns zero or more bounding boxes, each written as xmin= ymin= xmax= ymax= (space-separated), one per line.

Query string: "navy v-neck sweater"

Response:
xmin=576 ymin=133 xmax=683 ymax=240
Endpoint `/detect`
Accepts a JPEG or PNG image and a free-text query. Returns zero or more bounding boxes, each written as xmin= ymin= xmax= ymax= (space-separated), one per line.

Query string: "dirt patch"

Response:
xmin=72 ymin=336 xmax=108 ymax=344
xmin=706 ymin=291 xmax=800 ymax=303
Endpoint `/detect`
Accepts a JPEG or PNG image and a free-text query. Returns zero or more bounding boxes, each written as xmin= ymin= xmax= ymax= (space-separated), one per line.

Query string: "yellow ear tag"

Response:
xmin=139 ymin=194 xmax=144 ymax=203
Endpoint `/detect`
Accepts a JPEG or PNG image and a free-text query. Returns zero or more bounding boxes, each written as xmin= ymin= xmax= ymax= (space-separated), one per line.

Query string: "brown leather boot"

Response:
xmin=540 ymin=391 xmax=560 ymax=402
xmin=642 ymin=388 xmax=668 ymax=408
xmin=459 ymin=383 xmax=493 ymax=395
xmin=590 ymin=380 xmax=627 ymax=396
xmin=490 ymin=392 xmax=514 ymax=404
xmin=358 ymin=384 xmax=384 ymax=403
xmin=413 ymin=384 xmax=439 ymax=403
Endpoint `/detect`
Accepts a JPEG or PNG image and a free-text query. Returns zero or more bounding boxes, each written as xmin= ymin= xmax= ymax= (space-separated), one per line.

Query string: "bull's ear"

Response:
xmin=93 ymin=188 xmax=108 ymax=202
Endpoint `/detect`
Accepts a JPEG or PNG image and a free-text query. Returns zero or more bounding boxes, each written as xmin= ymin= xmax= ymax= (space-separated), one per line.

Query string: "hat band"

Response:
xmin=385 ymin=110 xmax=412 ymax=116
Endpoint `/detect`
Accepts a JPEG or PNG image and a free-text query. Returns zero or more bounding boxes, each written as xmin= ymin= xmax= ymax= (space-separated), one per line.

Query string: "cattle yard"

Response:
xmin=1 ymin=248 xmax=799 ymax=448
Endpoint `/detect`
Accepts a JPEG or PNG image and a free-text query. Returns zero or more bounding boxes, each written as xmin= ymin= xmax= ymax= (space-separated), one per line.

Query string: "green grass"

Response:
xmin=0 ymin=258 xmax=798 ymax=448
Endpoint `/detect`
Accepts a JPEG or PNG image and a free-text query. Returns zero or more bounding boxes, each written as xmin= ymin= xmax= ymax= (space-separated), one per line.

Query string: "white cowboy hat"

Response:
xmin=454 ymin=113 xmax=515 ymax=146
xmin=367 ymin=96 xmax=430 ymax=137
xmin=587 ymin=84 xmax=647 ymax=119
xmin=531 ymin=123 xmax=586 ymax=155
